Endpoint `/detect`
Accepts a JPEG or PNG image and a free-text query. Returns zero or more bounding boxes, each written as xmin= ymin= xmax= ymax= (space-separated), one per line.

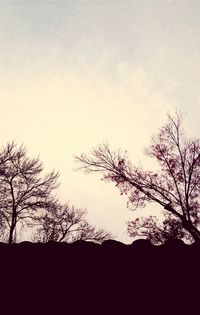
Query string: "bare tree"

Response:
xmin=0 ymin=142 xmax=59 ymax=243
xmin=32 ymin=202 xmax=112 ymax=243
xmin=75 ymin=113 xmax=200 ymax=243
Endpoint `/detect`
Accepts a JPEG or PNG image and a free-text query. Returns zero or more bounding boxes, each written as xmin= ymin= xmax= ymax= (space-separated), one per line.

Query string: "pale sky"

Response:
xmin=1 ymin=0 xmax=200 ymax=243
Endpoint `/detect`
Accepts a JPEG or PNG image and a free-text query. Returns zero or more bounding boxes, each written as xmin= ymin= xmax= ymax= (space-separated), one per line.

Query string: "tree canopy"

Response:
xmin=0 ymin=142 xmax=110 ymax=244
xmin=32 ymin=202 xmax=111 ymax=243
xmin=0 ymin=142 xmax=59 ymax=243
xmin=127 ymin=212 xmax=192 ymax=245
xmin=75 ymin=113 xmax=200 ymax=243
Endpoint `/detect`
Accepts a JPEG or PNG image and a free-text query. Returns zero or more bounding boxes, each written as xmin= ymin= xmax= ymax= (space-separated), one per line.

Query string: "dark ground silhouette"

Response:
xmin=0 ymin=239 xmax=199 ymax=313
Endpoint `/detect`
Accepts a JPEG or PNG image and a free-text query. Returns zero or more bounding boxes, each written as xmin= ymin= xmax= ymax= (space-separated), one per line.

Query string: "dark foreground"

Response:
xmin=0 ymin=239 xmax=199 ymax=313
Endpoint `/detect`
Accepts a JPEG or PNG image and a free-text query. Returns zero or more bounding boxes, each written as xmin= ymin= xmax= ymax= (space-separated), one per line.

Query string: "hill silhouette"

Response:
xmin=0 ymin=239 xmax=199 ymax=313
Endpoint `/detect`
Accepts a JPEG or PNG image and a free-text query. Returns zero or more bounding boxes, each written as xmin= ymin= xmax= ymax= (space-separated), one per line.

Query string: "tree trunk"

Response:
xmin=8 ymin=215 xmax=16 ymax=244
xmin=164 ymin=204 xmax=200 ymax=243
xmin=8 ymin=225 xmax=15 ymax=244
xmin=182 ymin=218 xmax=200 ymax=243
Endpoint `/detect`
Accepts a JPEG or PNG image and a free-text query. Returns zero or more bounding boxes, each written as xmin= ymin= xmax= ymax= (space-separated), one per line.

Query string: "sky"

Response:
xmin=1 ymin=0 xmax=200 ymax=243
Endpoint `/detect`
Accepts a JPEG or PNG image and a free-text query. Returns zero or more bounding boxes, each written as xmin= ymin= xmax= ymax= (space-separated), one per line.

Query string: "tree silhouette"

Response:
xmin=0 ymin=142 xmax=59 ymax=243
xmin=75 ymin=113 xmax=200 ymax=243
xmin=32 ymin=202 xmax=112 ymax=243
xmin=128 ymin=212 xmax=193 ymax=245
